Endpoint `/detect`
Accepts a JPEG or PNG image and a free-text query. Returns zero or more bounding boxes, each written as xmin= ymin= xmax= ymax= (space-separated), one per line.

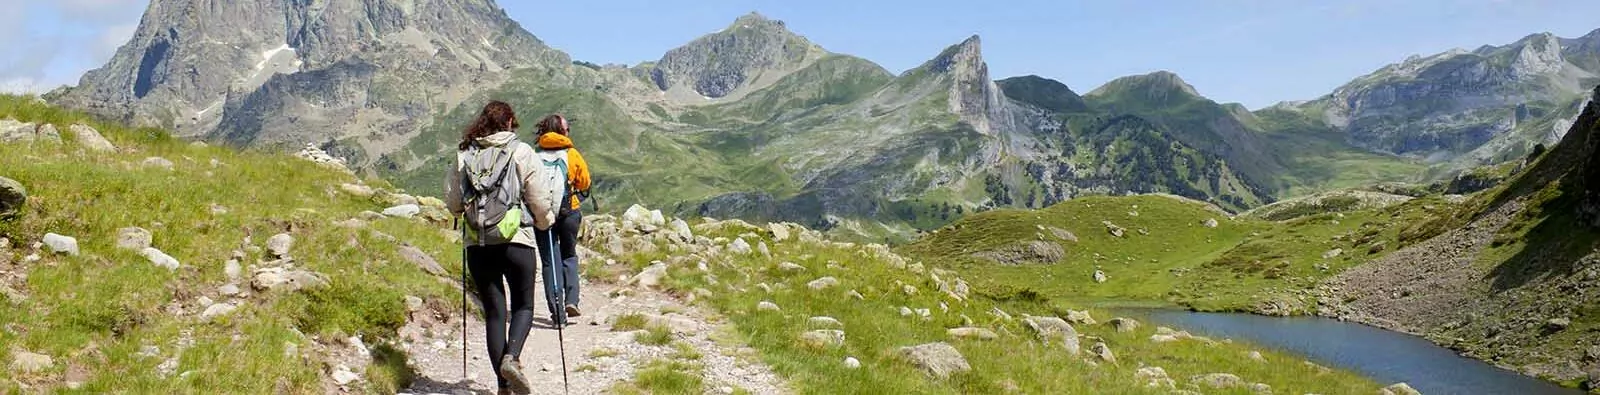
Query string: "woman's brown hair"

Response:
xmin=459 ymin=100 xmax=519 ymax=150
xmin=534 ymin=114 xmax=567 ymax=135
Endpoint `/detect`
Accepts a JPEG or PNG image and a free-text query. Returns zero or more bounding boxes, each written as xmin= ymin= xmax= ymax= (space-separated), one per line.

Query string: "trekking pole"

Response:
xmin=457 ymin=218 xmax=468 ymax=382
xmin=547 ymin=234 xmax=571 ymax=394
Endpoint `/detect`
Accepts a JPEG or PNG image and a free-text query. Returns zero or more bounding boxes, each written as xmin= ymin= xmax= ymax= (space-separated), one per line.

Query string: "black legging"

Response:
xmin=537 ymin=210 xmax=583 ymax=322
xmin=466 ymin=243 xmax=538 ymax=389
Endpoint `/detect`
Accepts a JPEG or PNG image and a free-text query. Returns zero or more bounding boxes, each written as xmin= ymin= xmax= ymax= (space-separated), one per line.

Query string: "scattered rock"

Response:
xmin=1109 ymin=317 xmax=1140 ymax=333
xmin=0 ymin=119 xmax=46 ymax=142
xmin=1093 ymin=270 xmax=1108 ymax=283
xmin=1243 ymin=382 xmax=1271 ymax=394
xmin=142 ymin=157 xmax=175 ymax=170
xmin=1021 ymin=316 xmax=1080 ymax=355
xmin=200 ymin=303 xmax=237 ymax=321
xmin=1103 ymin=221 xmax=1126 ymax=237
xmin=251 ymin=268 xmax=330 ymax=292
xmin=897 ymin=342 xmax=970 ymax=378
xmin=0 ymin=177 xmax=22 ymax=218
xmin=847 ymin=289 xmax=864 ymax=300
xmin=843 ymin=357 xmax=861 ymax=369
xmin=383 ymin=204 xmax=421 ymax=218
xmin=1380 ymin=382 xmax=1421 ymax=395
xmin=338 ymin=183 xmax=375 ymax=197
xmin=332 ymin=365 xmax=361 ymax=385
xmin=1321 ymin=248 xmax=1343 ymax=259
xmin=902 ymin=284 xmax=919 ymax=295
xmin=1546 ymin=317 xmax=1571 ymax=332
xmin=9 ymin=350 xmax=53 ymax=374
xmin=358 ymin=211 xmax=385 ymax=221
xmin=947 ymin=327 xmax=998 ymax=340
xmin=43 ymin=233 xmax=79 ymax=256
xmin=632 ymin=262 xmax=669 ymax=288
xmin=899 ymin=306 xmax=914 ymax=317
xmin=1064 ymin=310 xmax=1097 ymax=325
xmin=756 ymin=300 xmax=781 ymax=312
xmin=1248 ymin=351 xmax=1266 ymax=362
xmin=777 ymin=262 xmax=806 ymax=272
xmin=1089 ymin=342 xmax=1115 ymax=363
xmin=767 ymin=223 xmax=791 ymax=241
xmin=807 ymin=316 xmax=843 ymax=328
xmin=1191 ymin=373 xmax=1244 ymax=389
xmin=799 ymin=330 xmax=846 ymax=349
xmin=405 ymin=295 xmax=424 ymax=312
xmin=219 ymin=284 xmax=241 ymax=296
xmin=115 ymin=227 xmax=152 ymax=250
xmin=142 ymin=247 xmax=181 ymax=270
xmin=807 ymin=276 xmax=839 ymax=291
xmin=224 ymin=259 xmax=242 ymax=280
xmin=1135 ymin=366 xmax=1176 ymax=389
xmin=398 ymin=245 xmax=446 ymax=276
xmin=1047 ymin=227 xmax=1078 ymax=242
xmin=1203 ymin=218 xmax=1219 ymax=228
xmin=68 ymin=124 xmax=115 ymax=152
xmin=668 ymin=219 xmax=693 ymax=240
xmin=266 ymin=233 xmax=294 ymax=258
xmin=729 ymin=238 xmax=753 ymax=255
xmin=757 ymin=241 xmax=771 ymax=257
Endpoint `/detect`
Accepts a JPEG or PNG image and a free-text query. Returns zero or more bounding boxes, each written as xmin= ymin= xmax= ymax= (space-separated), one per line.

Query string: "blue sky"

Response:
xmin=3 ymin=0 xmax=1598 ymax=109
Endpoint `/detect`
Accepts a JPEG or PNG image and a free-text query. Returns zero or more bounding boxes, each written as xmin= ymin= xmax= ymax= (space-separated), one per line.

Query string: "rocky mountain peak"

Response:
xmin=1512 ymin=32 xmax=1566 ymax=78
xmin=916 ymin=35 xmax=1011 ymax=135
xmin=648 ymin=13 xmax=824 ymax=100
xmin=54 ymin=0 xmax=560 ymax=138
xmin=924 ymin=35 xmax=983 ymax=74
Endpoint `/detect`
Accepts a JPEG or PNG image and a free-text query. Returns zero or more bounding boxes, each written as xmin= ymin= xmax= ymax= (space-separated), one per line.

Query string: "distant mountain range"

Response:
xmin=48 ymin=0 xmax=1600 ymax=239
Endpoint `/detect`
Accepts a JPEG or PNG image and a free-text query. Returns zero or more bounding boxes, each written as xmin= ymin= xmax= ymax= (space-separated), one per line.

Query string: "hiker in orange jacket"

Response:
xmin=533 ymin=114 xmax=590 ymax=326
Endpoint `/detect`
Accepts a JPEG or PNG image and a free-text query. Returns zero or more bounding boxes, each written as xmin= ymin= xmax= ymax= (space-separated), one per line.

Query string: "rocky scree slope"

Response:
xmin=1320 ymin=85 xmax=1600 ymax=390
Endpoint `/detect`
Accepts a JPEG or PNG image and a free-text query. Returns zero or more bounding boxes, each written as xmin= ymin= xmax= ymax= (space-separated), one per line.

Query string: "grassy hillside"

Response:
xmin=0 ymin=95 xmax=462 ymax=393
xmin=587 ymin=213 xmax=1381 ymax=394
xmin=900 ymin=194 xmax=1455 ymax=313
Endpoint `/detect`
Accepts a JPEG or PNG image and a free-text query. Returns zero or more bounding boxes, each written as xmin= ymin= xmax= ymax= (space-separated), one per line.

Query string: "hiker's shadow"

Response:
xmin=406 ymin=376 xmax=491 ymax=395
xmin=532 ymin=316 xmax=575 ymax=330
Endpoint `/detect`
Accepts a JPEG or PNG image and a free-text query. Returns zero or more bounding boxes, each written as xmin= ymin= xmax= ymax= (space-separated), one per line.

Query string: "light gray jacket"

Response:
xmin=444 ymin=131 xmax=557 ymax=247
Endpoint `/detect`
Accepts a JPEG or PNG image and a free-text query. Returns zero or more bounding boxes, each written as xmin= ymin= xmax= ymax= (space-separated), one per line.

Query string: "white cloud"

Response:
xmin=0 ymin=0 xmax=148 ymax=91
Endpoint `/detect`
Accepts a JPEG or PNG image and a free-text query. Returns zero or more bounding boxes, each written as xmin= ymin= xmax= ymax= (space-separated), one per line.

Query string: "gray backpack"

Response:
xmin=460 ymin=142 xmax=535 ymax=245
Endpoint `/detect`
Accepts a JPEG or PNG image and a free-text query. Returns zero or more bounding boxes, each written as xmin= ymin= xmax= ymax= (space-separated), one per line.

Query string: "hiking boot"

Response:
xmin=499 ymin=355 xmax=532 ymax=395
xmin=565 ymin=304 xmax=583 ymax=318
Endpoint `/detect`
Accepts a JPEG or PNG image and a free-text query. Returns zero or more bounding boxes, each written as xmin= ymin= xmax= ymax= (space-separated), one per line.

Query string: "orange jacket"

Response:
xmin=537 ymin=132 xmax=591 ymax=210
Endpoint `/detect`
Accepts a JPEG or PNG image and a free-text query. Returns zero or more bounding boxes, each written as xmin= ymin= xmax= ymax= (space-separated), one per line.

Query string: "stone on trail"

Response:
xmin=897 ymin=342 xmax=970 ymax=378
xmin=142 ymin=247 xmax=181 ymax=270
xmin=43 ymin=233 xmax=79 ymax=256
xmin=383 ymin=204 xmax=421 ymax=218
xmin=1380 ymin=383 xmax=1421 ymax=395
xmin=266 ymin=233 xmax=294 ymax=258
xmin=68 ymin=124 xmax=116 ymax=152
xmin=224 ymin=259 xmax=242 ymax=280
xmin=331 ymin=365 xmax=361 ymax=385
xmin=947 ymin=327 xmax=998 ymax=340
xmin=632 ymin=262 xmax=668 ymax=288
xmin=807 ymin=276 xmax=839 ymax=291
xmin=219 ymin=284 xmax=241 ymax=296
xmin=116 ymin=227 xmax=153 ymax=250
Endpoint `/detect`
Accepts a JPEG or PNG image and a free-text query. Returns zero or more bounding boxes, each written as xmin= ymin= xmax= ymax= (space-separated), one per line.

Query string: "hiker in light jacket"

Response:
xmin=444 ymin=100 xmax=555 ymax=395
xmin=533 ymin=114 xmax=590 ymax=326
